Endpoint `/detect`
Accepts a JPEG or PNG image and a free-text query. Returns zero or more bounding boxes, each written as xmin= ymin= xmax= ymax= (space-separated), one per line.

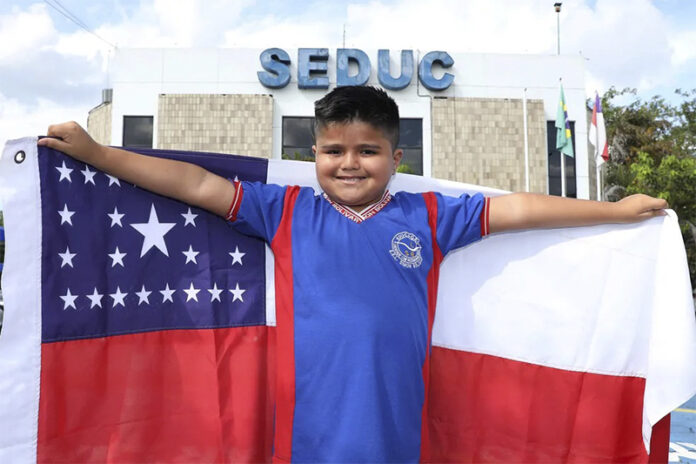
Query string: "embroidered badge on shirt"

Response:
xmin=390 ymin=231 xmax=423 ymax=268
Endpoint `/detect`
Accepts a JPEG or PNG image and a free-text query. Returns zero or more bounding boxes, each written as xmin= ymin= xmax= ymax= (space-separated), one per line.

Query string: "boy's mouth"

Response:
xmin=335 ymin=176 xmax=366 ymax=184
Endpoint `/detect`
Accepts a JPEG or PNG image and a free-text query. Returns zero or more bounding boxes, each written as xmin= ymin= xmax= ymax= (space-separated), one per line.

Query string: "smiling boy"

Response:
xmin=39 ymin=85 xmax=667 ymax=462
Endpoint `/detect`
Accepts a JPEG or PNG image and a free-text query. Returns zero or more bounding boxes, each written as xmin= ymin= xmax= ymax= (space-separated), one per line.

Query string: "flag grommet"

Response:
xmin=14 ymin=150 xmax=26 ymax=164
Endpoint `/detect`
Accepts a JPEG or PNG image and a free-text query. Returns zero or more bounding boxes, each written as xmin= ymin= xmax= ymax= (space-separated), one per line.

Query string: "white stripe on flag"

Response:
xmin=0 ymin=138 xmax=42 ymax=463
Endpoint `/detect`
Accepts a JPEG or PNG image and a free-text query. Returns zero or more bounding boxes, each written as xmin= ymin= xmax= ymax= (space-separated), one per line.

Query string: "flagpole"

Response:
xmin=561 ymin=153 xmax=566 ymax=197
xmin=523 ymin=88 xmax=530 ymax=192
xmin=596 ymin=164 xmax=601 ymax=201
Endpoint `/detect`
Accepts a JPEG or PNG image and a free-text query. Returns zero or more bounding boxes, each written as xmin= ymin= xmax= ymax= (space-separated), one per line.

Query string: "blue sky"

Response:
xmin=1 ymin=0 xmax=696 ymax=144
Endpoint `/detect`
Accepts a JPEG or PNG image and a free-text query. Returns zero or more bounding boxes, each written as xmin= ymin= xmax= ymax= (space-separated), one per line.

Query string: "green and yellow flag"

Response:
xmin=555 ymin=84 xmax=574 ymax=157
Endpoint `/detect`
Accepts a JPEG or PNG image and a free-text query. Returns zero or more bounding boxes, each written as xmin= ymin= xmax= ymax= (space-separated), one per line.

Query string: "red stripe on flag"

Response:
xmin=270 ymin=186 xmax=301 ymax=462
xmin=419 ymin=192 xmax=444 ymax=461
xmin=38 ymin=326 xmax=273 ymax=463
xmin=426 ymin=347 xmax=647 ymax=463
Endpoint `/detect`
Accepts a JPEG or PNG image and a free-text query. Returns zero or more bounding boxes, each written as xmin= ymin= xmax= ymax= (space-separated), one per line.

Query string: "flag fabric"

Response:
xmin=556 ymin=84 xmax=575 ymax=157
xmin=1 ymin=137 xmax=696 ymax=463
xmin=589 ymin=92 xmax=610 ymax=166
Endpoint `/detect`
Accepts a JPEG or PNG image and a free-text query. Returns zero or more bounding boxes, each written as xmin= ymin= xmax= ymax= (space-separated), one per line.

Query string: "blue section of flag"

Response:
xmin=39 ymin=146 xmax=268 ymax=343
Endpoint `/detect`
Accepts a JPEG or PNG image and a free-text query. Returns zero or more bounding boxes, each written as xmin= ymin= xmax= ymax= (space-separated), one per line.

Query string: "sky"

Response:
xmin=1 ymin=0 xmax=696 ymax=146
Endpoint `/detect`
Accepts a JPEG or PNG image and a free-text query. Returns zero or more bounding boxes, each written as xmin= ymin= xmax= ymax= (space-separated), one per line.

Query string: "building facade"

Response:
xmin=88 ymin=48 xmax=594 ymax=198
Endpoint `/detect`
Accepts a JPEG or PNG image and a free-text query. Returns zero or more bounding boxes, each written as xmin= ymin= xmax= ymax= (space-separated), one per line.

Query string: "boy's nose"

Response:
xmin=340 ymin=151 xmax=360 ymax=169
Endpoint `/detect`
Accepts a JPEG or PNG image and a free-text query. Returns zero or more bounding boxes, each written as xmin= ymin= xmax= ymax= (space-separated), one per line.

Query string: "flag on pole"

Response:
xmin=1 ymin=138 xmax=695 ymax=463
xmin=589 ymin=92 xmax=610 ymax=165
xmin=555 ymin=83 xmax=575 ymax=157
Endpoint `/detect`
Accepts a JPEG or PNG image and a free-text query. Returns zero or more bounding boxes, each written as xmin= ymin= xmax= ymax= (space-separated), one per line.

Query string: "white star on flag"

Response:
xmin=160 ymin=283 xmax=175 ymax=303
xmin=182 ymin=245 xmax=200 ymax=264
xmin=229 ymin=246 xmax=245 ymax=265
xmin=229 ymin=283 xmax=246 ymax=302
xmin=184 ymin=282 xmax=201 ymax=302
xmin=108 ymin=247 xmax=127 ymax=267
xmin=106 ymin=174 xmax=121 ymax=186
xmin=130 ymin=204 xmax=176 ymax=257
xmin=81 ymin=165 xmax=97 ymax=185
xmin=136 ymin=285 xmax=152 ymax=305
xmin=86 ymin=288 xmax=104 ymax=309
xmin=58 ymin=204 xmax=75 ymax=225
xmin=110 ymin=287 xmax=128 ymax=307
xmin=58 ymin=246 xmax=76 ymax=268
xmin=208 ymin=283 xmax=223 ymax=302
xmin=108 ymin=207 xmax=125 ymax=227
xmin=182 ymin=208 xmax=198 ymax=226
xmin=60 ymin=288 xmax=78 ymax=309
xmin=56 ymin=161 xmax=73 ymax=183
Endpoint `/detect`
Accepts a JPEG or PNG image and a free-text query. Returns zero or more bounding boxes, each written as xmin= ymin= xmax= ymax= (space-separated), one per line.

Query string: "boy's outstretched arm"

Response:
xmin=37 ymin=122 xmax=236 ymax=218
xmin=488 ymin=193 xmax=669 ymax=234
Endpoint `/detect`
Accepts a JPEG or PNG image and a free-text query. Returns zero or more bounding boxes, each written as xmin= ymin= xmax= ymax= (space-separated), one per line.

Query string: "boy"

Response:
xmin=38 ymin=86 xmax=667 ymax=462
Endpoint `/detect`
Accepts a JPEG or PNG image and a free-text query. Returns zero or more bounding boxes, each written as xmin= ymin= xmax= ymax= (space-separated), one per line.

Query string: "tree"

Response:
xmin=627 ymin=153 xmax=696 ymax=286
xmin=601 ymin=87 xmax=696 ymax=289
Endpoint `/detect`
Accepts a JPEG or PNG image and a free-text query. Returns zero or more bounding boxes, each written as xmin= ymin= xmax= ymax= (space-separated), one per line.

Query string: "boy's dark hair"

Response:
xmin=314 ymin=86 xmax=400 ymax=150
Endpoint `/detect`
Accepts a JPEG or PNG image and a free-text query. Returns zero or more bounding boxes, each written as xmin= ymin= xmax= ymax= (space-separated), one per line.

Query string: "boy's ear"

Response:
xmin=312 ymin=145 xmax=317 ymax=156
xmin=392 ymin=149 xmax=403 ymax=174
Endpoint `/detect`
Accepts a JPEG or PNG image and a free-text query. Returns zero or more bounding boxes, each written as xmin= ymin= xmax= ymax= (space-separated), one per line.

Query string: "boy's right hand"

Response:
xmin=37 ymin=121 xmax=103 ymax=163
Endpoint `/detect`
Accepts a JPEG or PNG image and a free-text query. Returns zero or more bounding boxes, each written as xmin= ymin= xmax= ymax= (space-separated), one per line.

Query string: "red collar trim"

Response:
xmin=322 ymin=190 xmax=392 ymax=224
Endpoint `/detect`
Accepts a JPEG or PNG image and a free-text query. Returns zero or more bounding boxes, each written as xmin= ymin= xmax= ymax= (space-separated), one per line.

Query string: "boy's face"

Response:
xmin=313 ymin=120 xmax=402 ymax=212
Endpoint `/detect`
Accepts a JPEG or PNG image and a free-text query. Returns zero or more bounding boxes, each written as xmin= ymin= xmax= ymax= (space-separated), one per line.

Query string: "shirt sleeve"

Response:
xmin=225 ymin=181 xmax=287 ymax=243
xmin=435 ymin=192 xmax=490 ymax=255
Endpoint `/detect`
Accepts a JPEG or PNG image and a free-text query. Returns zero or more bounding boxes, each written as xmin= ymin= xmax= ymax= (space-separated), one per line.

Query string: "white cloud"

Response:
xmin=0 ymin=4 xmax=56 ymax=62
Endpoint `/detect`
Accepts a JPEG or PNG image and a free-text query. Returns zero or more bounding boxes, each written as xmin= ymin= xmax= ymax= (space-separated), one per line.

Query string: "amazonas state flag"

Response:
xmin=1 ymin=138 xmax=695 ymax=463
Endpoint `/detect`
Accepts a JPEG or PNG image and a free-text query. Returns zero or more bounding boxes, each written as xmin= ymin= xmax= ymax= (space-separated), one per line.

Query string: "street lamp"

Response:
xmin=554 ymin=2 xmax=562 ymax=55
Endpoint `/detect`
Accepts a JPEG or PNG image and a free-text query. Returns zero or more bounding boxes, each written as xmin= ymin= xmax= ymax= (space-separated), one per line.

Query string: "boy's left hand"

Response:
xmin=615 ymin=194 xmax=669 ymax=223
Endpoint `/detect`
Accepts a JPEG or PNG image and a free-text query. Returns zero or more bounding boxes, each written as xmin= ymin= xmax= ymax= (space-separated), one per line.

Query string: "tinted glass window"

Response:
xmin=123 ymin=116 xmax=153 ymax=148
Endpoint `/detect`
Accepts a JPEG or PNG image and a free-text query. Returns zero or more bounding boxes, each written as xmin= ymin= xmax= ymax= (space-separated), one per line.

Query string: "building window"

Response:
xmin=123 ymin=116 xmax=153 ymax=148
xmin=281 ymin=116 xmax=423 ymax=175
xmin=397 ymin=118 xmax=422 ymax=175
xmin=282 ymin=117 xmax=315 ymax=161
xmin=547 ymin=121 xmax=576 ymax=197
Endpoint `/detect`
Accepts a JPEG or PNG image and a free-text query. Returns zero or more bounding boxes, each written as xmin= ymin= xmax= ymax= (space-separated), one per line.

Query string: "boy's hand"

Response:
xmin=37 ymin=121 xmax=103 ymax=163
xmin=615 ymin=194 xmax=669 ymax=222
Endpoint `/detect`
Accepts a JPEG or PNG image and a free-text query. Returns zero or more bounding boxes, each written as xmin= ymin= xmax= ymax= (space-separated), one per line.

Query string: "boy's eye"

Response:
xmin=361 ymin=149 xmax=377 ymax=155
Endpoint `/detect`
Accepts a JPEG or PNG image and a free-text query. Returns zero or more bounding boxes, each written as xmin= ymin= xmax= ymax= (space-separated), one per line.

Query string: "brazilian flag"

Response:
xmin=555 ymin=84 xmax=574 ymax=157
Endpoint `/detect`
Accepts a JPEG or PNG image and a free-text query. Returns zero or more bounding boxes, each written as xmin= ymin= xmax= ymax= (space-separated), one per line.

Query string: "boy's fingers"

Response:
xmin=37 ymin=136 xmax=69 ymax=153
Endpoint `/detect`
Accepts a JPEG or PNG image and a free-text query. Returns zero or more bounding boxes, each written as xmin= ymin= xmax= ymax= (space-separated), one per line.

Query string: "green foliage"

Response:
xmin=282 ymin=152 xmax=315 ymax=162
xmin=396 ymin=164 xmax=414 ymax=174
xmin=601 ymin=87 xmax=696 ymax=288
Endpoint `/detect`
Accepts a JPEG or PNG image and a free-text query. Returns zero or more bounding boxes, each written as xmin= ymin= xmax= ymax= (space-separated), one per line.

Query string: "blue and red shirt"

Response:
xmin=228 ymin=182 xmax=489 ymax=462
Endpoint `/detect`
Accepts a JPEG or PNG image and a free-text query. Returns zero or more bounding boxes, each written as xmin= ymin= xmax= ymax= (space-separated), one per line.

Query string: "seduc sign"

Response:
xmin=257 ymin=48 xmax=454 ymax=91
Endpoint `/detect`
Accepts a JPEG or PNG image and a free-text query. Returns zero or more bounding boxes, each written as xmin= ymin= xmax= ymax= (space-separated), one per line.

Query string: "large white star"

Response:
xmin=60 ymin=288 xmax=78 ymax=309
xmin=229 ymin=246 xmax=245 ymax=265
xmin=160 ymin=283 xmax=175 ymax=303
xmin=58 ymin=204 xmax=75 ymax=225
xmin=86 ymin=288 xmax=103 ymax=309
xmin=56 ymin=161 xmax=73 ymax=183
xmin=130 ymin=204 xmax=176 ymax=257
xmin=108 ymin=207 xmax=125 ymax=227
xmin=106 ymin=174 xmax=121 ymax=186
xmin=136 ymin=285 xmax=152 ymax=305
xmin=108 ymin=246 xmax=127 ymax=267
xmin=229 ymin=283 xmax=246 ymax=302
xmin=110 ymin=286 xmax=128 ymax=307
xmin=208 ymin=283 xmax=223 ymax=302
xmin=182 ymin=208 xmax=198 ymax=226
xmin=81 ymin=165 xmax=97 ymax=185
xmin=58 ymin=246 xmax=76 ymax=268
xmin=182 ymin=245 xmax=199 ymax=264
xmin=183 ymin=282 xmax=201 ymax=302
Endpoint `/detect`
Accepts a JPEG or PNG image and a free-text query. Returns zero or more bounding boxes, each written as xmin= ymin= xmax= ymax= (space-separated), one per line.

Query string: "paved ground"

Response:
xmin=671 ymin=395 xmax=696 ymax=462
